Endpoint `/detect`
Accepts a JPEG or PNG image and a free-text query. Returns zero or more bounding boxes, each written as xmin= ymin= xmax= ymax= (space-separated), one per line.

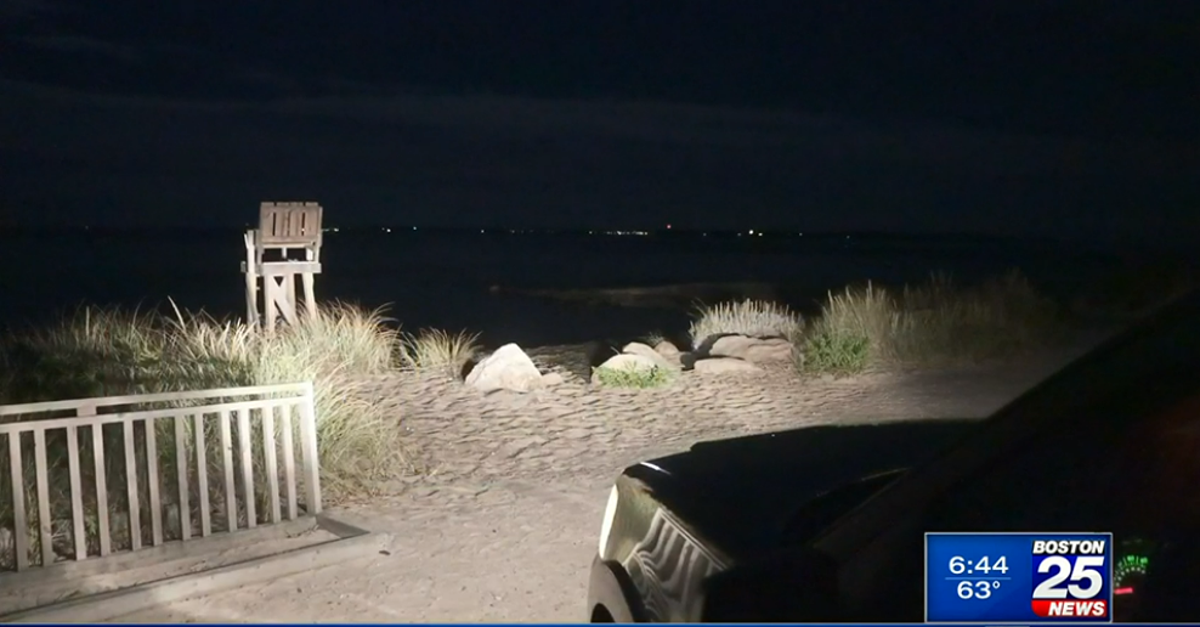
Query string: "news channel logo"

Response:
xmin=925 ymin=532 xmax=1113 ymax=623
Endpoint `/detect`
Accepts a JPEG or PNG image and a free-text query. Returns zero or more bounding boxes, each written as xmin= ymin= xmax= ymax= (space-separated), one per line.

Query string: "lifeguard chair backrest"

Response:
xmin=259 ymin=202 xmax=323 ymax=249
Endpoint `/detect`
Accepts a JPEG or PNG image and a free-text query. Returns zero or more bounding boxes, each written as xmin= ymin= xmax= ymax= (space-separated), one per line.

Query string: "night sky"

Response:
xmin=2 ymin=1 xmax=1197 ymax=243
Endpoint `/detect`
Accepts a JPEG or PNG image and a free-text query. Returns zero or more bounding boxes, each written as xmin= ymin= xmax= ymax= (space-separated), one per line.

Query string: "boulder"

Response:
xmin=654 ymin=340 xmax=682 ymax=361
xmin=621 ymin=341 xmax=680 ymax=369
xmin=465 ymin=343 xmax=545 ymax=392
xmin=692 ymin=356 xmax=764 ymax=374
xmin=708 ymin=335 xmax=794 ymax=363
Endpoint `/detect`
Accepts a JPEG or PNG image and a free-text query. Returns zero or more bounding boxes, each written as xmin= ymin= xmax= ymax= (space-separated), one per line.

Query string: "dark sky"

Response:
xmin=1 ymin=0 xmax=1198 ymax=242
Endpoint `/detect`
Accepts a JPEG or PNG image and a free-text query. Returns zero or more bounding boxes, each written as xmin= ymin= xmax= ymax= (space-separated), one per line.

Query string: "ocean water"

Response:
xmin=0 ymin=229 xmax=1170 ymax=347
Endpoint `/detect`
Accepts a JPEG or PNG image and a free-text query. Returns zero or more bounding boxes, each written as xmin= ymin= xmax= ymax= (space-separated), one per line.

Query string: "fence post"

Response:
xmin=298 ymin=381 xmax=322 ymax=515
xmin=7 ymin=433 xmax=29 ymax=571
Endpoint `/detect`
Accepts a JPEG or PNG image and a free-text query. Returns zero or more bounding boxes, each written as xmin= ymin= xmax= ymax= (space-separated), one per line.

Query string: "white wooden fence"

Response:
xmin=0 ymin=382 xmax=320 ymax=572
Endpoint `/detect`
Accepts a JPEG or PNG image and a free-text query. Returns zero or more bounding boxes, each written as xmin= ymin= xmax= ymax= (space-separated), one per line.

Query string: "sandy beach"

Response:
xmin=108 ymin=331 xmax=1109 ymax=623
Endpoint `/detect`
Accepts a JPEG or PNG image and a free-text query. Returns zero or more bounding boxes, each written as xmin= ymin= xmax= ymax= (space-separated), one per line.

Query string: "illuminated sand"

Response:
xmin=112 ymin=339 xmax=1104 ymax=623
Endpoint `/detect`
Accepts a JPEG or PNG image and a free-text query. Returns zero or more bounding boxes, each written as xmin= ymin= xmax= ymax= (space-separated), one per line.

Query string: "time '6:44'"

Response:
xmin=949 ymin=555 xmax=1009 ymax=574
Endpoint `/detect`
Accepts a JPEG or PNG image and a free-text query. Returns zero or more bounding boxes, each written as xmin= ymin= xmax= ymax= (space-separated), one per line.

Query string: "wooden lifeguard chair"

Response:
xmin=242 ymin=202 xmax=324 ymax=332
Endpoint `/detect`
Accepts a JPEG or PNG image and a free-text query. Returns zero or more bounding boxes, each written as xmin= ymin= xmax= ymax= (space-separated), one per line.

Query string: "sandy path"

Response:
xmin=114 ymin=339 xmax=1104 ymax=624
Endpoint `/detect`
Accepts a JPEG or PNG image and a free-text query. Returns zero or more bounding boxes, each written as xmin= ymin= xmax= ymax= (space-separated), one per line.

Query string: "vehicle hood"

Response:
xmin=614 ymin=418 xmax=978 ymax=562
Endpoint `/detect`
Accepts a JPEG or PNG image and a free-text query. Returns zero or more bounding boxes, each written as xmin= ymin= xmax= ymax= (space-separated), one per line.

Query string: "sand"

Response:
xmin=108 ymin=335 xmax=1107 ymax=623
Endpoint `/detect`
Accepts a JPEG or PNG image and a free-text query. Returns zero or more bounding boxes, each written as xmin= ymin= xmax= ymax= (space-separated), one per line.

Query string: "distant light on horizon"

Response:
xmin=290 ymin=227 xmax=842 ymax=238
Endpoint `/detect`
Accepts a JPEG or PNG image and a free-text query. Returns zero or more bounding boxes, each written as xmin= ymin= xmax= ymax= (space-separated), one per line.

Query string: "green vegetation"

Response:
xmin=688 ymin=299 xmax=804 ymax=348
xmin=798 ymin=328 xmax=871 ymax=375
xmin=797 ymin=270 xmax=1062 ymax=375
xmin=593 ymin=364 xmax=675 ymax=389
xmin=686 ymin=271 xmax=1062 ymax=377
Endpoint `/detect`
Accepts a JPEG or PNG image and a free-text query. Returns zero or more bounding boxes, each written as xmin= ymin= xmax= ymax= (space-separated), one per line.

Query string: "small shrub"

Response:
xmin=593 ymin=364 xmax=674 ymax=388
xmin=689 ymin=299 xmax=803 ymax=348
xmin=401 ymin=328 xmax=481 ymax=377
xmin=799 ymin=326 xmax=871 ymax=375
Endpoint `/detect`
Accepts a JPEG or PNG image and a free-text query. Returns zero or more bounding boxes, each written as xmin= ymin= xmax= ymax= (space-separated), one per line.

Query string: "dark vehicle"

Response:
xmin=588 ymin=290 xmax=1200 ymax=623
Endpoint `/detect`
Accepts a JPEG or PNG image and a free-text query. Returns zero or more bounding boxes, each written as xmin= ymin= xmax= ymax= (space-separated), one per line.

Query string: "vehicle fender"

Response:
xmin=589 ymin=556 xmax=648 ymax=622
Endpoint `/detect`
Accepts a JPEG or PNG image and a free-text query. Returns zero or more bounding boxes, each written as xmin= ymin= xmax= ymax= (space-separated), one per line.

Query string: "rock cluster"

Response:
xmin=464 ymin=333 xmax=796 ymax=393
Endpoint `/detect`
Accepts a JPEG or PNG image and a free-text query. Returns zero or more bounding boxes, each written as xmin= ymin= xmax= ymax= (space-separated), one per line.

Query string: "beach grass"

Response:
xmin=685 ymin=270 xmax=1061 ymax=376
xmin=689 ymin=299 xmax=804 ymax=348
xmin=798 ymin=270 xmax=1062 ymax=374
xmin=0 ymin=302 xmax=408 ymax=521
xmin=400 ymin=328 xmax=482 ymax=378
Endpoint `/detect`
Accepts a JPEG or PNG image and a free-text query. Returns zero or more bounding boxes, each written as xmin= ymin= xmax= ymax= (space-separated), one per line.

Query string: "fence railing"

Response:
xmin=0 ymin=382 xmax=320 ymax=572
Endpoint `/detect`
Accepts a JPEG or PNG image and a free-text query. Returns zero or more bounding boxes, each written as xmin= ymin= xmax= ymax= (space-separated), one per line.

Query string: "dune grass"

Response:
xmin=683 ymin=271 xmax=1061 ymax=376
xmin=400 ymin=328 xmax=482 ymax=378
xmin=688 ymin=299 xmax=804 ymax=348
xmin=0 ymin=302 xmax=408 ymax=516
xmin=798 ymin=270 xmax=1062 ymax=375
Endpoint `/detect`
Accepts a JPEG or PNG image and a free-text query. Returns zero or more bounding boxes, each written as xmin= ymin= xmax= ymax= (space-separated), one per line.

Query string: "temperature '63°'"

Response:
xmin=925 ymin=532 xmax=1113 ymax=623
xmin=948 ymin=554 xmax=1007 ymax=601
